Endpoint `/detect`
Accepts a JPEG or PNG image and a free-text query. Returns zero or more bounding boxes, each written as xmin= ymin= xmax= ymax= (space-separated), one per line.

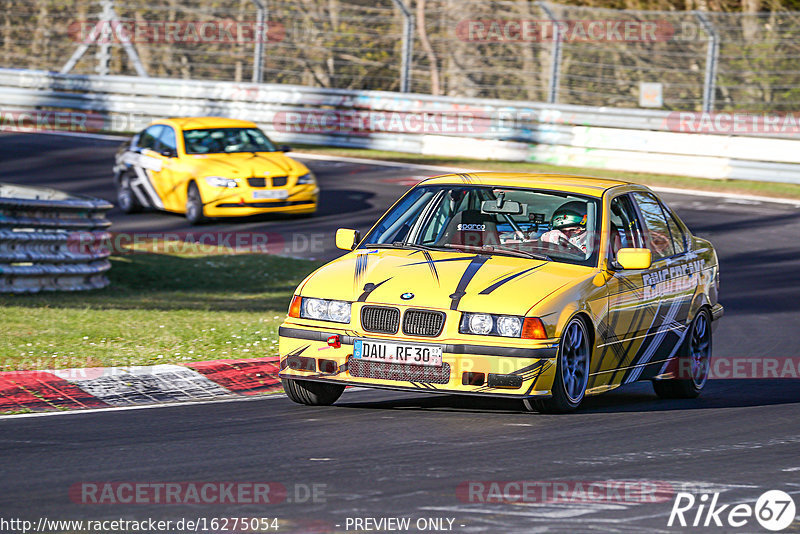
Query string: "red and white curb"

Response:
xmin=0 ymin=358 xmax=281 ymax=413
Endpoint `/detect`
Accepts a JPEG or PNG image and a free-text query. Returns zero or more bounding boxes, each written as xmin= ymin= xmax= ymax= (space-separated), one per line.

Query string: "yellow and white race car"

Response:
xmin=278 ymin=173 xmax=723 ymax=412
xmin=113 ymin=117 xmax=318 ymax=223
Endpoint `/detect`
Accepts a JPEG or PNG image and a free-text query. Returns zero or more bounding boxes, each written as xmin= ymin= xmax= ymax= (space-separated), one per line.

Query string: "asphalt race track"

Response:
xmin=1 ymin=132 xmax=799 ymax=533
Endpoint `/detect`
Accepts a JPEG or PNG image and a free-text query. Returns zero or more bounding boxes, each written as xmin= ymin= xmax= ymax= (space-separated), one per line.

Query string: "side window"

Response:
xmin=137 ymin=125 xmax=164 ymax=151
xmin=367 ymin=188 xmax=435 ymax=245
xmin=662 ymin=203 xmax=687 ymax=254
xmin=420 ymin=190 xmax=469 ymax=244
xmin=609 ymin=195 xmax=645 ymax=256
xmin=158 ymin=126 xmax=177 ymax=153
xmin=631 ymin=192 xmax=675 ymax=260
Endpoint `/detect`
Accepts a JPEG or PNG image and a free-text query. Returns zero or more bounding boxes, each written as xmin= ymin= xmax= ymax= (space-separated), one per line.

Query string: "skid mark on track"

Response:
xmin=556 ymin=435 xmax=800 ymax=466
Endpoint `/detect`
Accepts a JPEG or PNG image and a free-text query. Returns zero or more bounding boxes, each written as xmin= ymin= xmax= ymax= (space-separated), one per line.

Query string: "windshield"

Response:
xmin=182 ymin=127 xmax=277 ymax=154
xmin=360 ymin=185 xmax=602 ymax=266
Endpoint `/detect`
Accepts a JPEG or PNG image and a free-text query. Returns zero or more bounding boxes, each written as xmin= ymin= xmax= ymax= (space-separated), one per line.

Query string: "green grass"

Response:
xmin=294 ymin=145 xmax=800 ymax=201
xmin=0 ymin=251 xmax=323 ymax=371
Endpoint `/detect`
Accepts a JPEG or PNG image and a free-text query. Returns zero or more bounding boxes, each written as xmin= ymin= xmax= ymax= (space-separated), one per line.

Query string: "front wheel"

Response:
xmin=185 ymin=182 xmax=206 ymax=225
xmin=116 ymin=172 xmax=142 ymax=213
xmin=533 ymin=317 xmax=591 ymax=413
xmin=282 ymin=378 xmax=345 ymax=406
xmin=653 ymin=308 xmax=711 ymax=399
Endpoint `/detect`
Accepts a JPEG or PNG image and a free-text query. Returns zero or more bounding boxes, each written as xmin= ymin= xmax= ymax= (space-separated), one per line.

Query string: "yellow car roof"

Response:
xmin=420 ymin=172 xmax=632 ymax=197
xmin=154 ymin=117 xmax=259 ymax=130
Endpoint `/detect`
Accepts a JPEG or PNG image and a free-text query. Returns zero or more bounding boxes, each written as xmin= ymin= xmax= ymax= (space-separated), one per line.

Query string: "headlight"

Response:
xmin=497 ymin=316 xmax=522 ymax=337
xmin=460 ymin=313 xmax=543 ymax=338
xmin=468 ymin=313 xmax=493 ymax=335
xmin=297 ymin=172 xmax=316 ymax=184
xmin=327 ymin=300 xmax=351 ymax=323
xmin=204 ymin=176 xmax=238 ymax=188
xmin=300 ymin=297 xmax=351 ymax=324
xmin=302 ymin=298 xmax=328 ymax=319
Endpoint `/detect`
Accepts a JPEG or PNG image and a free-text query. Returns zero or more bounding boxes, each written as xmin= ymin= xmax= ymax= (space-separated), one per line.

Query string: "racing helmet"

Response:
xmin=551 ymin=201 xmax=588 ymax=230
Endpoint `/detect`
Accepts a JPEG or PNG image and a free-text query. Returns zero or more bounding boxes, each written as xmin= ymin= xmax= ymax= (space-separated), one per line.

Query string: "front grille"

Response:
xmin=402 ymin=309 xmax=445 ymax=337
xmin=348 ymin=359 xmax=451 ymax=384
xmin=271 ymin=176 xmax=288 ymax=187
xmin=247 ymin=177 xmax=266 ymax=187
xmin=361 ymin=306 xmax=400 ymax=334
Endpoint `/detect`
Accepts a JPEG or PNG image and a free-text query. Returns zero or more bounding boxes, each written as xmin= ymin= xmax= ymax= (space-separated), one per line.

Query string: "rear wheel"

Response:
xmin=185 ymin=182 xmax=206 ymax=225
xmin=653 ymin=309 xmax=711 ymax=399
xmin=116 ymin=172 xmax=142 ymax=213
xmin=282 ymin=378 xmax=345 ymax=406
xmin=533 ymin=317 xmax=590 ymax=413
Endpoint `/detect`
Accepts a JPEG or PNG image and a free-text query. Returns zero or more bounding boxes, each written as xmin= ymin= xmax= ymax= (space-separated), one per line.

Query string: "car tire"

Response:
xmin=185 ymin=182 xmax=206 ymax=225
xmin=533 ymin=316 xmax=591 ymax=413
xmin=282 ymin=378 xmax=345 ymax=406
xmin=116 ymin=172 xmax=142 ymax=214
xmin=653 ymin=308 xmax=711 ymax=399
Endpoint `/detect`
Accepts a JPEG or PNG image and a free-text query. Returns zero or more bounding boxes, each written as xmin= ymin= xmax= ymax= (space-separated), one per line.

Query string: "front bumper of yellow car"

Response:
xmin=278 ymin=318 xmax=559 ymax=399
xmin=202 ymin=184 xmax=318 ymax=217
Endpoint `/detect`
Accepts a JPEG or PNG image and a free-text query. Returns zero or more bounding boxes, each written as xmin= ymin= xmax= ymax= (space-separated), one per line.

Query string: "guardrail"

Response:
xmin=2 ymin=68 xmax=800 ymax=183
xmin=0 ymin=183 xmax=113 ymax=293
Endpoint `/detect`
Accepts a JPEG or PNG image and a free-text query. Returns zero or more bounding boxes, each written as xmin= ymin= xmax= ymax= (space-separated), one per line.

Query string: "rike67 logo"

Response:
xmin=668 ymin=490 xmax=796 ymax=531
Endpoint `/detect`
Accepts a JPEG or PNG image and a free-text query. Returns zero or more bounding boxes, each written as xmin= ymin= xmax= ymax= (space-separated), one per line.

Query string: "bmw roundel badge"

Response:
xmin=401 ymin=292 xmax=414 ymax=300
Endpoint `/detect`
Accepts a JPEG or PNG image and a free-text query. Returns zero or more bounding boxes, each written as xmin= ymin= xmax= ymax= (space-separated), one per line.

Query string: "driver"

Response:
xmin=540 ymin=201 xmax=589 ymax=254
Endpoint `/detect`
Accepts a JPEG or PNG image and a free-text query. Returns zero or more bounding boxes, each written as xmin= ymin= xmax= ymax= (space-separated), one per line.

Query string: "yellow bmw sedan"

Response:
xmin=113 ymin=117 xmax=318 ymax=223
xmin=278 ymin=172 xmax=723 ymax=413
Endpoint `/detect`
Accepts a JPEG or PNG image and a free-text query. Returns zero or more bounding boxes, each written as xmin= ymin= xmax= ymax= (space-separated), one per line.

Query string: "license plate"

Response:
xmin=253 ymin=190 xmax=288 ymax=200
xmin=353 ymin=339 xmax=443 ymax=367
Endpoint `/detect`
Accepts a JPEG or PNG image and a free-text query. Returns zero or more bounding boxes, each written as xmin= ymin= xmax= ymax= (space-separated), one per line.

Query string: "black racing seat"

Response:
xmin=437 ymin=209 xmax=500 ymax=248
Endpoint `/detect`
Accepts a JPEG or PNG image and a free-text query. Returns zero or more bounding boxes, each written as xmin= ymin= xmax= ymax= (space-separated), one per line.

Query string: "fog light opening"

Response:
xmin=487 ymin=373 xmax=523 ymax=389
xmin=287 ymin=355 xmax=316 ymax=372
xmin=318 ymin=359 xmax=338 ymax=374
xmin=462 ymin=372 xmax=485 ymax=386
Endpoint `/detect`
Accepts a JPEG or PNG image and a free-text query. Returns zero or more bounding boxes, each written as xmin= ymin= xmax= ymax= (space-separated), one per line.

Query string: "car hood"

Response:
xmin=184 ymin=151 xmax=308 ymax=180
xmin=299 ymin=248 xmax=594 ymax=316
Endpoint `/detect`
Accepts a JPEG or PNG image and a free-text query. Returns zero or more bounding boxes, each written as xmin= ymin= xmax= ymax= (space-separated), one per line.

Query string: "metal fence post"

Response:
xmin=537 ymin=1 xmax=562 ymax=104
xmin=251 ymin=0 xmax=267 ymax=83
xmin=392 ymin=0 xmax=414 ymax=93
xmin=695 ymin=12 xmax=719 ymax=113
xmin=95 ymin=0 xmax=113 ymax=76
xmin=61 ymin=0 xmax=147 ymax=77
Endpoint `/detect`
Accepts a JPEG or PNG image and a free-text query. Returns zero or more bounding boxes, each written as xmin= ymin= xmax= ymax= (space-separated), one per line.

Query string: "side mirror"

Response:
xmin=614 ymin=248 xmax=652 ymax=270
xmin=279 ymin=145 xmax=292 ymax=152
xmin=335 ymin=228 xmax=360 ymax=251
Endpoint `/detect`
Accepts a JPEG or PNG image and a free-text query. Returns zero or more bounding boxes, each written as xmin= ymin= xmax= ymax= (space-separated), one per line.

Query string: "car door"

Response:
xmin=591 ymin=192 xmax=656 ymax=390
xmin=152 ymin=125 xmax=184 ymax=211
xmin=618 ymin=191 xmax=688 ymax=383
xmin=123 ymin=125 xmax=166 ymax=209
